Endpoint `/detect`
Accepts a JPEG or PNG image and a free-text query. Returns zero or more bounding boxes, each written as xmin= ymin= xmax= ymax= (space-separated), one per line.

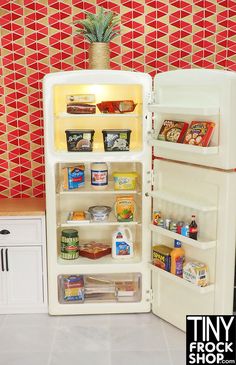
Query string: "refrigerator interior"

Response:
xmin=150 ymin=159 xmax=236 ymax=330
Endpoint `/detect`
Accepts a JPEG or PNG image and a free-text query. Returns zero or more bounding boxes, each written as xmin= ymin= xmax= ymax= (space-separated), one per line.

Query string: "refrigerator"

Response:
xmin=43 ymin=69 xmax=236 ymax=331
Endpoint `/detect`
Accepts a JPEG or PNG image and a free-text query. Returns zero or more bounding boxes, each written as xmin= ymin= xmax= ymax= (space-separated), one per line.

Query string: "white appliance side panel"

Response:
xmin=151 ymin=159 xmax=236 ymax=329
xmin=153 ymin=69 xmax=236 ymax=169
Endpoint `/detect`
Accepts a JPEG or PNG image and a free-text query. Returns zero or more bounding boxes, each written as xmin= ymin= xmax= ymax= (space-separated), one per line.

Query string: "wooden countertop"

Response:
xmin=0 ymin=198 xmax=46 ymax=216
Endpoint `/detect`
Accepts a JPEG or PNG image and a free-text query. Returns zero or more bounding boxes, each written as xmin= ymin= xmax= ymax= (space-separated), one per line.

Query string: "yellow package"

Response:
xmin=115 ymin=196 xmax=135 ymax=222
xmin=183 ymin=261 xmax=208 ymax=287
xmin=113 ymin=172 xmax=138 ymax=190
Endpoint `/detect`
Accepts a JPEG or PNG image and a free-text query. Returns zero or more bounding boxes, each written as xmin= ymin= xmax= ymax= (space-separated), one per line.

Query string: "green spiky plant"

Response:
xmin=74 ymin=7 xmax=119 ymax=43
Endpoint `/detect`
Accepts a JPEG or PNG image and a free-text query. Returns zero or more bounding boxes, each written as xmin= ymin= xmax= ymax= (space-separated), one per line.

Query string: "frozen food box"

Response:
xmin=153 ymin=244 xmax=172 ymax=271
xmin=79 ymin=242 xmax=111 ymax=259
xmin=183 ymin=121 xmax=215 ymax=146
xmin=62 ymin=275 xmax=84 ymax=302
xmin=65 ymin=129 xmax=95 ymax=152
xmin=102 ymin=129 xmax=131 ymax=151
xmin=158 ymin=120 xmax=189 ymax=143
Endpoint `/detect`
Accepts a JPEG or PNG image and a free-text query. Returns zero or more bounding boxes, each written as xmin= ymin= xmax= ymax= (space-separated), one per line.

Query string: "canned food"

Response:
xmin=164 ymin=218 xmax=172 ymax=230
xmin=153 ymin=210 xmax=161 ymax=225
xmin=181 ymin=224 xmax=189 ymax=237
xmin=176 ymin=221 xmax=185 ymax=234
xmin=60 ymin=229 xmax=79 ymax=260
xmin=170 ymin=222 xmax=177 ymax=232
xmin=157 ymin=218 xmax=164 ymax=228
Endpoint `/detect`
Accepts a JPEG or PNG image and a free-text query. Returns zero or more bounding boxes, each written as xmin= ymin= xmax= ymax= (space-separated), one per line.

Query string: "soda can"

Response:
xmin=157 ymin=218 xmax=164 ymax=228
xmin=153 ymin=210 xmax=161 ymax=225
xmin=181 ymin=224 xmax=189 ymax=237
xmin=164 ymin=218 xmax=172 ymax=230
xmin=176 ymin=221 xmax=185 ymax=234
xmin=170 ymin=222 xmax=177 ymax=233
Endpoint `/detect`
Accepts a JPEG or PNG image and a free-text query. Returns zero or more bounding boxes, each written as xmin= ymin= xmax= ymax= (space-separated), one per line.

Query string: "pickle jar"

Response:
xmin=60 ymin=229 xmax=79 ymax=260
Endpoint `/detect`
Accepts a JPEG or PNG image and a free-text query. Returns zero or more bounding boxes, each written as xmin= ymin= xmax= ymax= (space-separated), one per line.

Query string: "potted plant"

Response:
xmin=74 ymin=7 xmax=119 ymax=70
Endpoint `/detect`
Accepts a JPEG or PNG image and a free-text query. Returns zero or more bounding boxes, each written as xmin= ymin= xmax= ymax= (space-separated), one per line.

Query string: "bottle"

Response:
xmin=91 ymin=162 xmax=108 ymax=189
xmin=112 ymin=226 xmax=134 ymax=259
xmin=170 ymin=239 xmax=185 ymax=277
xmin=189 ymin=214 xmax=198 ymax=240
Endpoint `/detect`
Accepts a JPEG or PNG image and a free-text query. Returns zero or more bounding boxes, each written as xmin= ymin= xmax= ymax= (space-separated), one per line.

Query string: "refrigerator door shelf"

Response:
xmin=149 ymin=139 xmax=218 ymax=155
xmin=150 ymin=191 xmax=217 ymax=212
xmin=148 ymin=104 xmax=219 ymax=116
xmin=150 ymin=224 xmax=216 ymax=250
xmin=150 ymin=265 xmax=215 ymax=294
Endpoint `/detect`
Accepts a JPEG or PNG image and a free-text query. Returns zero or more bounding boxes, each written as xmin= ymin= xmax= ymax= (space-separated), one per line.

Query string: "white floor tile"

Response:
xmin=53 ymin=325 xmax=110 ymax=352
xmin=50 ymin=351 xmax=111 ymax=365
xmin=169 ymin=350 xmax=186 ymax=365
xmin=0 ymin=352 xmax=50 ymax=365
xmin=0 ymin=325 xmax=56 ymax=353
xmin=111 ymin=351 xmax=172 ymax=365
xmin=161 ymin=320 xmax=186 ymax=350
xmin=58 ymin=313 xmax=110 ymax=327
xmin=4 ymin=314 xmax=59 ymax=328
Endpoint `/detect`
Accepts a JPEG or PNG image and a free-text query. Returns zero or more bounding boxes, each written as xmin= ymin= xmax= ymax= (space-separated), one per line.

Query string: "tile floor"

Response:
xmin=0 ymin=313 xmax=186 ymax=365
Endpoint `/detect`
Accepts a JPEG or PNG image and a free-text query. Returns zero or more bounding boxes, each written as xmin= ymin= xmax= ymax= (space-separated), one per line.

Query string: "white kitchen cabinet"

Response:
xmin=43 ymin=70 xmax=236 ymax=330
xmin=0 ymin=199 xmax=47 ymax=313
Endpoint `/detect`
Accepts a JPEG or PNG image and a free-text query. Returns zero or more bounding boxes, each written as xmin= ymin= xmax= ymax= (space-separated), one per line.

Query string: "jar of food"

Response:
xmin=88 ymin=206 xmax=112 ymax=222
xmin=91 ymin=162 xmax=108 ymax=189
xmin=60 ymin=229 xmax=79 ymax=260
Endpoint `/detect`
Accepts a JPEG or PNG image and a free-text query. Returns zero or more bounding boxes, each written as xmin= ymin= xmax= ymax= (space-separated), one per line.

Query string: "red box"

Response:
xmin=183 ymin=121 xmax=215 ymax=147
xmin=79 ymin=242 xmax=111 ymax=259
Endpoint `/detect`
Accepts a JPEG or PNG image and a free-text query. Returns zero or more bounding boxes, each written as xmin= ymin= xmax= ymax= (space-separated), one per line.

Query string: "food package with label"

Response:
xmin=183 ymin=261 xmax=209 ymax=286
xmin=158 ymin=120 xmax=189 ymax=143
xmin=63 ymin=165 xmax=85 ymax=190
xmin=97 ymin=100 xmax=137 ymax=114
xmin=66 ymin=94 xmax=96 ymax=114
xmin=62 ymin=275 xmax=84 ymax=302
xmin=152 ymin=244 xmax=172 ymax=271
xmin=183 ymin=121 xmax=215 ymax=146
xmin=79 ymin=241 xmax=111 ymax=259
xmin=113 ymin=172 xmax=138 ymax=190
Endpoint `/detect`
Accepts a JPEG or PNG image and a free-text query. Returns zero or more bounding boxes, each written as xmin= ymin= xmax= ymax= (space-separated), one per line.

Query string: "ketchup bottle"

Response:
xmin=189 ymin=214 xmax=198 ymax=240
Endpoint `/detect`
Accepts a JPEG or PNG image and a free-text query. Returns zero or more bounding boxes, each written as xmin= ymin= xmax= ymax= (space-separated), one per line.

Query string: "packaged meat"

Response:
xmin=152 ymin=244 xmax=172 ymax=271
xmin=79 ymin=241 xmax=111 ymax=259
xmin=66 ymin=94 xmax=95 ymax=103
xmin=97 ymin=100 xmax=137 ymax=113
xmin=67 ymin=103 xmax=96 ymax=114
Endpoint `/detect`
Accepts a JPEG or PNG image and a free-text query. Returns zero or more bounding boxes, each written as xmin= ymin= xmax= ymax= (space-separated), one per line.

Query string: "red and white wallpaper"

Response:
xmin=0 ymin=0 xmax=235 ymax=198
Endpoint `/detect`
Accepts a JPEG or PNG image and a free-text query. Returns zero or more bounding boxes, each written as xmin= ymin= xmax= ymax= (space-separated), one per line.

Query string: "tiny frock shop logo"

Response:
xmin=186 ymin=315 xmax=235 ymax=364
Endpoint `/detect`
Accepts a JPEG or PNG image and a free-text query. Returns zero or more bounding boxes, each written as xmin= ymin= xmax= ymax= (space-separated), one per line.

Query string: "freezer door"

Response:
xmin=150 ymin=69 xmax=236 ymax=169
xmin=150 ymin=159 xmax=236 ymax=331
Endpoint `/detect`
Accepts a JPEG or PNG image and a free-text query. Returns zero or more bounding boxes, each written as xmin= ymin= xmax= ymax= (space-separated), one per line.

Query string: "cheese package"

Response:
xmin=183 ymin=261 xmax=209 ymax=287
xmin=158 ymin=120 xmax=189 ymax=143
xmin=183 ymin=121 xmax=215 ymax=146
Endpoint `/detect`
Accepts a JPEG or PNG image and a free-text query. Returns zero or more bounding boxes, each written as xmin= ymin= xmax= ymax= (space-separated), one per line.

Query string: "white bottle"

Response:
xmin=112 ymin=227 xmax=134 ymax=259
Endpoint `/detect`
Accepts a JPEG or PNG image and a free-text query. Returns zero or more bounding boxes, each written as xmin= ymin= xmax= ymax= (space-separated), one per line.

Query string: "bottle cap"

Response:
xmin=174 ymin=239 xmax=182 ymax=248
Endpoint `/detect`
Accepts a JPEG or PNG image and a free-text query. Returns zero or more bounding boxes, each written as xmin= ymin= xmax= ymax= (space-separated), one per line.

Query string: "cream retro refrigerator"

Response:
xmin=43 ymin=69 xmax=236 ymax=331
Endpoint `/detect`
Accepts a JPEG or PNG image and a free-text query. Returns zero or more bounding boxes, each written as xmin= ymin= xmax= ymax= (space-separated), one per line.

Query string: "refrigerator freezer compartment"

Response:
xmin=150 ymin=140 xmax=218 ymax=155
xmin=58 ymin=273 xmax=142 ymax=304
xmin=148 ymin=104 xmax=219 ymax=116
xmin=150 ymin=224 xmax=216 ymax=250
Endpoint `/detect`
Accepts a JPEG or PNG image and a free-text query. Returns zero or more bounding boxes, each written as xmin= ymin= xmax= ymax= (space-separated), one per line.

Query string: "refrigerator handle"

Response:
xmin=5 ymin=249 xmax=9 ymax=271
xmin=1 ymin=248 xmax=4 ymax=272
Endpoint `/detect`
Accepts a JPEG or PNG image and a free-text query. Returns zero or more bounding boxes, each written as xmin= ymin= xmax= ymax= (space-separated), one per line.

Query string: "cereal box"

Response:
xmin=183 ymin=121 xmax=215 ymax=146
xmin=158 ymin=120 xmax=189 ymax=143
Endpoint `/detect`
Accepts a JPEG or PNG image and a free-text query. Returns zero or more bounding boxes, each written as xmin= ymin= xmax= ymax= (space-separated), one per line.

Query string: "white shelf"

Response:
xmin=150 ymin=224 xmax=216 ymax=250
xmin=150 ymin=265 xmax=214 ymax=293
xmin=149 ymin=139 xmax=218 ymax=155
xmin=57 ymin=254 xmax=141 ymax=266
xmin=148 ymin=104 xmax=219 ymax=116
xmin=59 ymin=181 xmax=141 ymax=195
xmin=60 ymin=212 xmax=140 ymax=228
xmin=57 ymin=112 xmax=141 ymax=118
xmin=150 ymin=191 xmax=217 ymax=212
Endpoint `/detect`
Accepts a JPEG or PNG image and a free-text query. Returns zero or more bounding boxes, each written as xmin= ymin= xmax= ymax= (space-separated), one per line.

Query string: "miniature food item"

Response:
xmin=97 ymin=100 xmax=136 ymax=113
xmin=79 ymin=242 xmax=111 ymax=259
xmin=113 ymin=172 xmax=137 ymax=190
xmin=62 ymin=275 xmax=84 ymax=302
xmin=67 ymin=103 xmax=96 ymax=114
xmin=60 ymin=229 xmax=79 ymax=260
xmin=183 ymin=121 xmax=215 ymax=146
xmin=91 ymin=162 xmax=108 ymax=189
xmin=102 ymin=129 xmax=131 ymax=151
xmin=88 ymin=206 xmax=112 ymax=222
xmin=65 ymin=129 xmax=95 ymax=152
xmin=63 ymin=165 xmax=85 ymax=190
xmin=152 ymin=244 xmax=172 ymax=271
xmin=114 ymin=196 xmax=135 ymax=222
xmin=183 ymin=261 xmax=209 ymax=286
xmin=158 ymin=120 xmax=189 ymax=143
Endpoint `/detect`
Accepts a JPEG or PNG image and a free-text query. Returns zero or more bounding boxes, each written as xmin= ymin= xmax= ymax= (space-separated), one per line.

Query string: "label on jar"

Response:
xmin=91 ymin=169 xmax=108 ymax=186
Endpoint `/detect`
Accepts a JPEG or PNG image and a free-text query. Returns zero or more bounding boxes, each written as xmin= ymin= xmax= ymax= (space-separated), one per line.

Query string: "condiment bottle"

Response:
xmin=91 ymin=162 xmax=108 ymax=189
xmin=170 ymin=240 xmax=185 ymax=277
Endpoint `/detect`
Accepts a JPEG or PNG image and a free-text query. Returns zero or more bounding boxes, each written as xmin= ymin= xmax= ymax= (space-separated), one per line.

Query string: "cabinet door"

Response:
xmin=6 ymin=246 xmax=44 ymax=306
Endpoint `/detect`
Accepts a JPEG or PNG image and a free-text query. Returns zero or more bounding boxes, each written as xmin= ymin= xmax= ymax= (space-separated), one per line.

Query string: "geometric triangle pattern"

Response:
xmin=0 ymin=0 xmax=235 ymax=198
